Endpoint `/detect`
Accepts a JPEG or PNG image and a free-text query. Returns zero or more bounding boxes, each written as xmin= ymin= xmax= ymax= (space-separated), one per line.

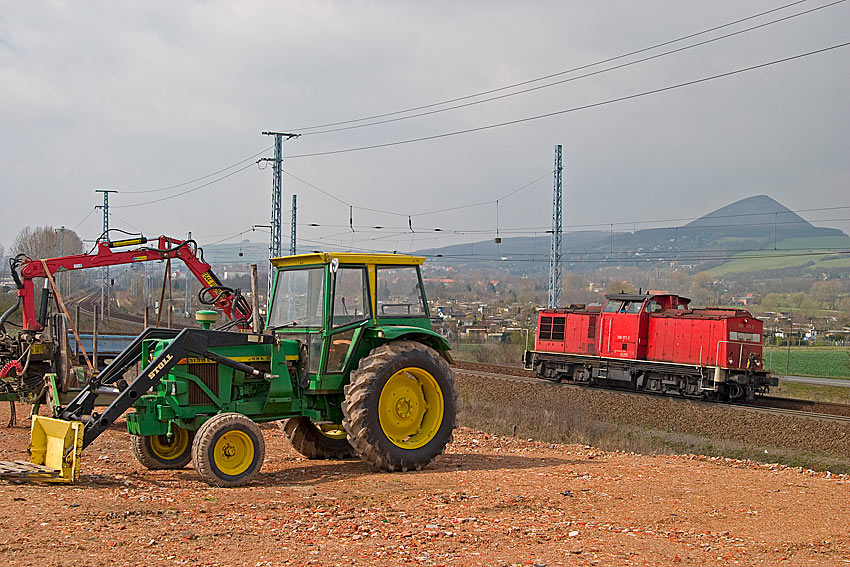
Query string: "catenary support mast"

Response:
xmin=548 ymin=145 xmax=563 ymax=309
xmin=261 ymin=132 xmax=299 ymax=300
xmin=95 ymin=189 xmax=117 ymax=320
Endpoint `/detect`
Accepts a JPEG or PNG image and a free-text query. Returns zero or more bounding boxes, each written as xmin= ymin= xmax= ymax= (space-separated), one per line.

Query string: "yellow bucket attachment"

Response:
xmin=18 ymin=416 xmax=84 ymax=483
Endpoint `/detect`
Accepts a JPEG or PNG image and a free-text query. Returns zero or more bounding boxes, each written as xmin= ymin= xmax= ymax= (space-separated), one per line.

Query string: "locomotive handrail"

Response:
xmin=714 ymin=339 xmax=758 ymax=369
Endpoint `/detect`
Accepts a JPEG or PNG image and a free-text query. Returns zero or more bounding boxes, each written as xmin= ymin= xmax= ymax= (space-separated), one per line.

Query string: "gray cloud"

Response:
xmin=1 ymin=0 xmax=847 ymax=256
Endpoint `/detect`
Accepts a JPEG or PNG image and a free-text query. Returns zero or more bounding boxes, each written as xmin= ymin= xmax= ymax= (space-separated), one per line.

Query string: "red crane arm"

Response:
xmin=16 ymin=236 xmax=252 ymax=331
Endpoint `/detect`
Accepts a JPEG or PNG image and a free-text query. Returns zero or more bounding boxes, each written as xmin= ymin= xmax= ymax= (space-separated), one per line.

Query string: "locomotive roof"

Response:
xmin=604 ymin=293 xmax=693 ymax=304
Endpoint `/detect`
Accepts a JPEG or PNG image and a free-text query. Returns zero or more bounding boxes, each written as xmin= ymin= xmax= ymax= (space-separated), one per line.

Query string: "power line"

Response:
xmin=285 ymin=42 xmax=850 ymax=160
xmin=300 ymin=1 xmax=846 ymax=136
xmin=121 ymin=146 xmax=273 ymax=194
xmin=113 ymin=160 xmax=260 ymax=208
xmin=282 ymin=210 xmax=850 ymax=236
xmin=283 ymin=168 xmax=555 ymax=218
xmin=71 ymin=207 xmax=97 ymax=231
xmin=107 ymin=211 xmax=148 ymax=235
xmin=289 ymin=0 xmax=813 ymax=132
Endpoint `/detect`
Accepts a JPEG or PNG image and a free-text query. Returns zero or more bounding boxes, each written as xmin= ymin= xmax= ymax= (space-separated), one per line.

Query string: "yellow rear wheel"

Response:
xmin=378 ymin=367 xmax=444 ymax=449
xmin=192 ymin=413 xmax=265 ymax=487
xmin=279 ymin=417 xmax=355 ymax=459
xmin=342 ymin=341 xmax=457 ymax=472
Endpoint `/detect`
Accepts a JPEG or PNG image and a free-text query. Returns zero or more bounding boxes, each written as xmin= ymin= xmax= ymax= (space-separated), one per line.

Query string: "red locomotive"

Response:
xmin=524 ymin=292 xmax=777 ymax=401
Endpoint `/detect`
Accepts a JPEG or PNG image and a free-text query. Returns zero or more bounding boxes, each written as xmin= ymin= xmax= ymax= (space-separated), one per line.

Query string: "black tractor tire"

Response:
xmin=278 ymin=416 xmax=356 ymax=460
xmin=341 ymin=340 xmax=457 ymax=472
xmin=131 ymin=427 xmax=195 ymax=470
xmin=191 ymin=413 xmax=266 ymax=487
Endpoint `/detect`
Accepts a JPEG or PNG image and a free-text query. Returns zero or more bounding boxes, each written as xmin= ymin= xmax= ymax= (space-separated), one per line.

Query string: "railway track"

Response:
xmin=68 ymin=290 xmax=191 ymax=329
xmin=452 ymin=360 xmax=850 ymax=424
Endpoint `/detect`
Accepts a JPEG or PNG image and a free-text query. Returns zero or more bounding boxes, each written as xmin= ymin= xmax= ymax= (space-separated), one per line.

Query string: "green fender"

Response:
xmin=362 ymin=326 xmax=454 ymax=363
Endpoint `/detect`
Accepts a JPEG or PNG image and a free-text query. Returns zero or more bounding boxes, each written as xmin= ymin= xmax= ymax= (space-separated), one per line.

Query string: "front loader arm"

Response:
xmin=58 ymin=328 xmax=275 ymax=450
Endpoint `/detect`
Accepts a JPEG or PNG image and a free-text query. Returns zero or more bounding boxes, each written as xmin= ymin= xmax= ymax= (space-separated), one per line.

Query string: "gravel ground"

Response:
xmin=1 ymin=401 xmax=849 ymax=567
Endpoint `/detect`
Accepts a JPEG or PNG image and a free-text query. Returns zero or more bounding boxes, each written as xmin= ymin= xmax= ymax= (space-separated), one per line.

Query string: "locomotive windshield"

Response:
xmin=603 ymin=299 xmax=644 ymax=314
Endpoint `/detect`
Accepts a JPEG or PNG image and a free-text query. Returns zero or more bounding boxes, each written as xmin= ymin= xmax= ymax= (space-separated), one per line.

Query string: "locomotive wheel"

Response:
xmin=727 ymin=382 xmax=744 ymax=401
xmin=131 ymin=427 xmax=194 ymax=470
xmin=342 ymin=341 xmax=457 ymax=472
xmin=192 ymin=413 xmax=265 ymax=487
xmin=279 ymin=416 xmax=356 ymax=460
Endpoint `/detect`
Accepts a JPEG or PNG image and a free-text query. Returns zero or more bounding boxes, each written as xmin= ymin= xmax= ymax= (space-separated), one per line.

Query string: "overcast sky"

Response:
xmin=1 ymin=0 xmax=847 ymax=258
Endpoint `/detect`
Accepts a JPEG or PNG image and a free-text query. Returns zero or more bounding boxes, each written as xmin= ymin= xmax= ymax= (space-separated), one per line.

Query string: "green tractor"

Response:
xmin=4 ymin=253 xmax=457 ymax=487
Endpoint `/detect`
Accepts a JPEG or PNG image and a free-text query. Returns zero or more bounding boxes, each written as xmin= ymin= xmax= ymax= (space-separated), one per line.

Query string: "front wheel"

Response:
xmin=191 ymin=413 xmax=265 ymax=487
xmin=131 ymin=427 xmax=194 ymax=470
xmin=342 ymin=341 xmax=457 ymax=472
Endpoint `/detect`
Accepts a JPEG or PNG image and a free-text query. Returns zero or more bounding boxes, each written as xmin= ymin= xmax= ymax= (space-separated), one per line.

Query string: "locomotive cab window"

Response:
xmin=603 ymin=301 xmax=623 ymax=313
xmin=626 ymin=301 xmax=643 ymax=314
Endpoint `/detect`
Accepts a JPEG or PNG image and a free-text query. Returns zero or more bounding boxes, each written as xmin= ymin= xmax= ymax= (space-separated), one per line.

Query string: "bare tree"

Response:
xmin=11 ymin=226 xmax=83 ymax=259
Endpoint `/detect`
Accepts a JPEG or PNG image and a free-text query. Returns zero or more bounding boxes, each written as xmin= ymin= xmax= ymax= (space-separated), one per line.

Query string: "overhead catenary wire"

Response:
xmin=298 ymin=0 xmax=847 ymax=136
xmin=121 ymin=146 xmax=273 ymax=194
xmin=282 ymin=209 xmax=850 ymax=236
xmin=71 ymin=207 xmax=97 ymax=231
xmin=113 ymin=160 xmax=260 ymax=209
xmin=283 ymin=168 xmax=555 ymax=219
xmin=288 ymin=0 xmax=815 ymax=132
xmin=285 ymin=42 xmax=850 ymax=160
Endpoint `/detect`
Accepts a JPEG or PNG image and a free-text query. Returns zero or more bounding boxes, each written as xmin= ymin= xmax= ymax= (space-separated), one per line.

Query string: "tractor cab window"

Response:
xmin=376 ymin=266 xmax=427 ymax=317
xmin=267 ymin=267 xmax=325 ymax=328
xmin=332 ymin=267 xmax=370 ymax=327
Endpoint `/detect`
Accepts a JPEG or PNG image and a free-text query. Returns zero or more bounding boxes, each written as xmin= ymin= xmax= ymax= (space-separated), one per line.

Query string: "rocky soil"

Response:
xmin=1 ymin=401 xmax=849 ymax=566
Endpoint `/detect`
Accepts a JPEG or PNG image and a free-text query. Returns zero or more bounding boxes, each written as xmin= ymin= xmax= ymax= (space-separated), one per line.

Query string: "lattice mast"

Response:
xmin=548 ymin=145 xmax=563 ymax=309
xmin=261 ymin=132 xmax=299 ymax=299
xmin=95 ymin=189 xmax=117 ymax=320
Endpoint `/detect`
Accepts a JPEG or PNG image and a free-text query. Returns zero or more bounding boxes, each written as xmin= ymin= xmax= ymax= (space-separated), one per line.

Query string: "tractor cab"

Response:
xmin=266 ymin=253 xmax=435 ymax=392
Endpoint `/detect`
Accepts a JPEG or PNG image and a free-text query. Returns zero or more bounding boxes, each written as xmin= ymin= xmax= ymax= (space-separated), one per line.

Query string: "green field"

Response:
xmin=709 ymin=235 xmax=850 ymax=276
xmin=764 ymin=346 xmax=850 ymax=378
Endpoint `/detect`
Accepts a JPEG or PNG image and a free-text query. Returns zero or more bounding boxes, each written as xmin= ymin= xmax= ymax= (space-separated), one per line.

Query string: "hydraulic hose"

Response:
xmin=0 ymin=297 xmax=21 ymax=334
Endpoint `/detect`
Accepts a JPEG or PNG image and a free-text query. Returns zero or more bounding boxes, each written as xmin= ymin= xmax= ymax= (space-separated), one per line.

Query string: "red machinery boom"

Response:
xmin=13 ymin=235 xmax=252 ymax=331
